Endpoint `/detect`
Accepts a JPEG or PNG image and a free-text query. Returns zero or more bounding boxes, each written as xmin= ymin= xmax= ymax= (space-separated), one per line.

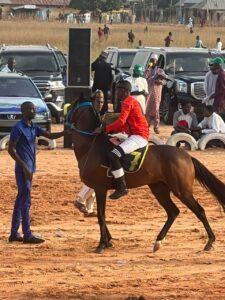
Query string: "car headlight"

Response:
xmin=176 ymin=80 xmax=187 ymax=93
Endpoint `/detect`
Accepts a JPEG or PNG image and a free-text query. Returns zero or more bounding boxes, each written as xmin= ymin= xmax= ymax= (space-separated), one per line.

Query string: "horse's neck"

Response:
xmin=73 ymin=135 xmax=93 ymax=160
xmin=73 ymin=108 xmax=99 ymax=162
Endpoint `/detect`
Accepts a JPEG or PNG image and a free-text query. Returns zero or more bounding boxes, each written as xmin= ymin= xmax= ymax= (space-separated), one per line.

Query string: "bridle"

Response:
xmin=65 ymin=101 xmax=98 ymax=136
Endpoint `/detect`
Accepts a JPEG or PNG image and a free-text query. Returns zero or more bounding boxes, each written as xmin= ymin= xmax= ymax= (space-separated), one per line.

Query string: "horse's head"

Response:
xmin=67 ymin=100 xmax=101 ymax=137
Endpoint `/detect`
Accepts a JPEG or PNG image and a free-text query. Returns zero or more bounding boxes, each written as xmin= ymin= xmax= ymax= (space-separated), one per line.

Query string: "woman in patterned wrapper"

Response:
xmin=145 ymin=54 xmax=166 ymax=134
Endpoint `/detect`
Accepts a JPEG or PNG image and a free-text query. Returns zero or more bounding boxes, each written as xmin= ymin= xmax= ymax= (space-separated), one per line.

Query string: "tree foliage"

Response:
xmin=157 ymin=0 xmax=179 ymax=8
xmin=70 ymin=0 xmax=124 ymax=12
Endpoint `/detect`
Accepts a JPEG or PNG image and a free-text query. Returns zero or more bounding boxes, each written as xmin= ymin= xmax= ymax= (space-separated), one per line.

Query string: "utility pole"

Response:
xmin=206 ymin=0 xmax=209 ymax=21
xmin=170 ymin=0 xmax=173 ymax=23
xmin=143 ymin=0 xmax=146 ymax=22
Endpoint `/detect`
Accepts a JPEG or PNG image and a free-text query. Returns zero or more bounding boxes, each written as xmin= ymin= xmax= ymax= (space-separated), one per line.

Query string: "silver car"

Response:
xmin=0 ymin=73 xmax=51 ymax=137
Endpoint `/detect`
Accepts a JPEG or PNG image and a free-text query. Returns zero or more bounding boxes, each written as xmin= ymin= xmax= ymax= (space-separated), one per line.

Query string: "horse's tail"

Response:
xmin=192 ymin=157 xmax=225 ymax=211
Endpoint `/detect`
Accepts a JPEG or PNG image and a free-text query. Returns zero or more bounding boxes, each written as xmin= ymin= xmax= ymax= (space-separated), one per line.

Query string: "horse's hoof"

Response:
xmin=153 ymin=240 xmax=161 ymax=252
xmin=204 ymin=243 xmax=213 ymax=251
xmin=105 ymin=241 xmax=113 ymax=248
xmin=95 ymin=246 xmax=105 ymax=254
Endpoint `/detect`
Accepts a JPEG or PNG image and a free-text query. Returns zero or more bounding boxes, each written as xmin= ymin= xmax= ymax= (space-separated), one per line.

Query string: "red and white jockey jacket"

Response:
xmin=106 ymin=96 xmax=149 ymax=141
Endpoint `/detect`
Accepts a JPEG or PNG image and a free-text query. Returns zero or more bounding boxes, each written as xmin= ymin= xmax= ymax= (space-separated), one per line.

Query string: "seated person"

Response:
xmin=94 ymin=80 xmax=149 ymax=200
xmin=172 ymin=101 xmax=198 ymax=139
xmin=74 ymin=90 xmax=104 ymax=217
xmin=195 ymin=105 xmax=225 ymax=135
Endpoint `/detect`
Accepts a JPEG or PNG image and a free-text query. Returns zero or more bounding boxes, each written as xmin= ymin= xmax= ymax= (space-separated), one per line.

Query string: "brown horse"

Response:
xmin=69 ymin=100 xmax=225 ymax=254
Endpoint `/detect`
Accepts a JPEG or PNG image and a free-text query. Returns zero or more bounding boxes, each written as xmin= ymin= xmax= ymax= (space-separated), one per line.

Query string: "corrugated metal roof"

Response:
xmin=193 ymin=0 xmax=225 ymax=10
xmin=0 ymin=0 xmax=11 ymax=4
xmin=175 ymin=0 xmax=203 ymax=7
xmin=0 ymin=0 xmax=70 ymax=6
xmin=184 ymin=0 xmax=203 ymax=4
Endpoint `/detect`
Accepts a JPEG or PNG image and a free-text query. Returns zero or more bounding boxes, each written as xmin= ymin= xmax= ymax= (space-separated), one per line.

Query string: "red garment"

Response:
xmin=98 ymin=29 xmax=103 ymax=39
xmin=106 ymin=96 xmax=149 ymax=140
xmin=214 ymin=69 xmax=225 ymax=113
xmin=177 ymin=120 xmax=189 ymax=128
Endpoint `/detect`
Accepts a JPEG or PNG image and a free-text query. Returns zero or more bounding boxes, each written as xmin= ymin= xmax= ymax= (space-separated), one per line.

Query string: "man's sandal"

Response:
xmin=74 ymin=200 xmax=88 ymax=213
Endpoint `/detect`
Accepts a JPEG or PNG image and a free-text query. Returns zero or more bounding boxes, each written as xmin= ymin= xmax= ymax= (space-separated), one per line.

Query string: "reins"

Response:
xmin=65 ymin=101 xmax=97 ymax=136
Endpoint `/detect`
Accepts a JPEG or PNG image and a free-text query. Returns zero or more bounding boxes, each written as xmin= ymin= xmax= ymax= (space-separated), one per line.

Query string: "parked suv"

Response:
xmin=0 ymin=44 xmax=66 ymax=123
xmin=106 ymin=47 xmax=138 ymax=74
xmin=130 ymin=47 xmax=225 ymax=124
xmin=0 ymin=73 xmax=51 ymax=137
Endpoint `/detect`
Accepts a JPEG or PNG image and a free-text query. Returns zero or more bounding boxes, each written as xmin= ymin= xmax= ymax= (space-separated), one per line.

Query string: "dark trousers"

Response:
xmin=101 ymin=89 xmax=109 ymax=115
xmin=10 ymin=171 xmax=32 ymax=238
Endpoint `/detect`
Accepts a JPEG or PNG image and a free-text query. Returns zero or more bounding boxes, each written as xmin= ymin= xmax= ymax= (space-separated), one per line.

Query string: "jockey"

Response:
xmin=94 ymin=80 xmax=149 ymax=200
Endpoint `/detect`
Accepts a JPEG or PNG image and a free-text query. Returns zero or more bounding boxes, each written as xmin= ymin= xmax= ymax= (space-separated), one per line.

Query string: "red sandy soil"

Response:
xmin=1 ymin=124 xmax=225 ymax=300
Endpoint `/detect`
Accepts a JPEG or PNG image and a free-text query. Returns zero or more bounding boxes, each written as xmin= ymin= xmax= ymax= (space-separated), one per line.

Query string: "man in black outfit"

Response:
xmin=91 ymin=51 xmax=113 ymax=114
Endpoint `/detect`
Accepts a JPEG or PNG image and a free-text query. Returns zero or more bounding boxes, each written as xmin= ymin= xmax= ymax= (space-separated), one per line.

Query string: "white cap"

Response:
xmin=151 ymin=53 xmax=158 ymax=60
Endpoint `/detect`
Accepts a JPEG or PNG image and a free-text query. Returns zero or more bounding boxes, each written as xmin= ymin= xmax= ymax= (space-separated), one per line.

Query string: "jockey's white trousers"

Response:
xmin=119 ymin=135 xmax=148 ymax=154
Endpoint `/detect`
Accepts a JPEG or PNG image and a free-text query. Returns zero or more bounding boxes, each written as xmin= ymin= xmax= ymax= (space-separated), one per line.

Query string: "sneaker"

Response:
xmin=23 ymin=235 xmax=45 ymax=244
xmin=74 ymin=200 xmax=88 ymax=213
xmin=8 ymin=233 xmax=23 ymax=242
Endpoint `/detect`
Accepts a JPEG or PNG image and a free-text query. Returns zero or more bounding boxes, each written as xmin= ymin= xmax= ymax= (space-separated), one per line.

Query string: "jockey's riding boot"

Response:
xmin=109 ymin=176 xmax=128 ymax=200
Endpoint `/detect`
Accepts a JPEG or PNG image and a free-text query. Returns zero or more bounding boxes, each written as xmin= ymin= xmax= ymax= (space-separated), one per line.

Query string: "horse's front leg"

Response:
xmin=95 ymin=187 xmax=111 ymax=253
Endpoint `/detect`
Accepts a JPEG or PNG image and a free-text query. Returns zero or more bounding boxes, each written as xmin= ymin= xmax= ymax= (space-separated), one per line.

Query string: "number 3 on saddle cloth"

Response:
xmin=101 ymin=134 xmax=149 ymax=177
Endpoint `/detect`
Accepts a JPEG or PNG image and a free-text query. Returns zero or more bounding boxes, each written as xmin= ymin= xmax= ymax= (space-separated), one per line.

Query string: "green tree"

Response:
xmin=70 ymin=0 xmax=124 ymax=11
xmin=149 ymin=0 xmax=179 ymax=8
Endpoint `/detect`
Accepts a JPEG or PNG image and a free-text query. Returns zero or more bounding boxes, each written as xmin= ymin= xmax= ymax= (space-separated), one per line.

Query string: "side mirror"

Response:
xmin=45 ymin=94 xmax=53 ymax=101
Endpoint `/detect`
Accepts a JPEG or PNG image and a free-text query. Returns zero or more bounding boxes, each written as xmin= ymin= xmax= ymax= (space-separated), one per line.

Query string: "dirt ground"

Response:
xmin=1 ymin=124 xmax=225 ymax=300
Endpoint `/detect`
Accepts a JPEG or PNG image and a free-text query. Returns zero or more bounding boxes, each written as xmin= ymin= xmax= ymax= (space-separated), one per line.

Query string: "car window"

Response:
xmin=132 ymin=51 xmax=151 ymax=70
xmin=117 ymin=52 xmax=136 ymax=70
xmin=111 ymin=53 xmax=117 ymax=68
xmin=0 ymin=78 xmax=41 ymax=98
xmin=55 ymin=51 xmax=66 ymax=68
xmin=0 ymin=52 xmax=59 ymax=72
xmin=106 ymin=51 xmax=113 ymax=63
xmin=165 ymin=53 xmax=213 ymax=74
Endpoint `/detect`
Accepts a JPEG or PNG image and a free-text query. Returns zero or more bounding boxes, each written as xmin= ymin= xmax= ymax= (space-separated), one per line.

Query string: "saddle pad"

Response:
xmin=102 ymin=144 xmax=149 ymax=174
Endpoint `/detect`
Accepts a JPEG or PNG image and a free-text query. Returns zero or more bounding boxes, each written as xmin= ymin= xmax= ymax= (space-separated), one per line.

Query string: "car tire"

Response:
xmin=198 ymin=133 xmax=225 ymax=150
xmin=36 ymin=137 xmax=56 ymax=150
xmin=166 ymin=133 xmax=198 ymax=151
xmin=149 ymin=135 xmax=164 ymax=145
xmin=162 ymin=92 xmax=177 ymax=125
xmin=0 ymin=135 xmax=10 ymax=150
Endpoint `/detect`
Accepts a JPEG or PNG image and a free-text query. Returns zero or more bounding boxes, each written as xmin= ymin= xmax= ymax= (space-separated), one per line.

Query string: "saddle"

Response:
xmin=101 ymin=137 xmax=149 ymax=175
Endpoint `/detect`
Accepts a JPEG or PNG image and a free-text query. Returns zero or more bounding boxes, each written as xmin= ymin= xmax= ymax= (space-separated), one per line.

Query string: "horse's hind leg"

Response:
xmin=177 ymin=193 xmax=215 ymax=251
xmin=149 ymin=182 xmax=180 ymax=252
